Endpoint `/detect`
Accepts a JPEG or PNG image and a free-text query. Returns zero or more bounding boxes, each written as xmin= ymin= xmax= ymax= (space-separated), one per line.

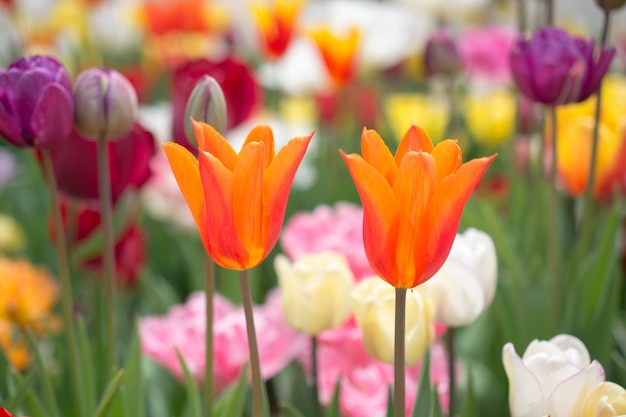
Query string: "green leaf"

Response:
xmin=25 ymin=331 xmax=59 ymax=417
xmin=214 ymin=367 xmax=248 ymax=417
xmin=4 ymin=369 xmax=36 ymax=412
xmin=175 ymin=349 xmax=202 ymax=417
xmin=278 ymin=403 xmax=307 ymax=417
xmin=9 ymin=370 xmax=47 ymax=417
xmin=411 ymin=349 xmax=433 ymax=417
xmin=460 ymin=364 xmax=475 ymax=417
xmin=91 ymin=369 xmax=125 ymax=417
xmin=77 ymin=316 xmax=98 ymax=413
xmin=121 ymin=324 xmax=143 ymax=417
xmin=325 ymin=378 xmax=341 ymax=417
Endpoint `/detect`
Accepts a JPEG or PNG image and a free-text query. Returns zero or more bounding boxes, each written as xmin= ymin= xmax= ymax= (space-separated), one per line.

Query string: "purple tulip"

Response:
xmin=510 ymin=26 xmax=615 ymax=105
xmin=423 ymin=29 xmax=461 ymax=78
xmin=0 ymin=55 xmax=74 ymax=148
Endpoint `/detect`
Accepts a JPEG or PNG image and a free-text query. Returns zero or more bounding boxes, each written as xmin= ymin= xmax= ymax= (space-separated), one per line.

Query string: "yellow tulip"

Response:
xmin=351 ymin=277 xmax=435 ymax=365
xmin=275 ymin=252 xmax=354 ymax=335
xmin=384 ymin=93 xmax=450 ymax=144
xmin=463 ymin=88 xmax=516 ymax=147
xmin=581 ymin=382 xmax=626 ymax=417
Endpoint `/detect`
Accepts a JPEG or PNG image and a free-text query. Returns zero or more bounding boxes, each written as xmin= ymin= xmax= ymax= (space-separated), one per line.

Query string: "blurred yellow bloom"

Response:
xmin=0 ymin=215 xmax=24 ymax=254
xmin=384 ymin=93 xmax=450 ymax=144
xmin=0 ymin=257 xmax=60 ymax=370
xmin=351 ymin=277 xmax=435 ymax=365
xmin=309 ymin=26 xmax=360 ymax=87
xmin=463 ymin=88 xmax=516 ymax=147
xmin=555 ymin=75 xmax=626 ymax=198
xmin=581 ymin=382 xmax=626 ymax=417
xmin=275 ymin=252 xmax=354 ymax=335
xmin=17 ymin=0 xmax=90 ymax=48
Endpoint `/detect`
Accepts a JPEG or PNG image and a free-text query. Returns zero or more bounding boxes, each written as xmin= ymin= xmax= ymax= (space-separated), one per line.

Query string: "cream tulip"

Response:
xmin=351 ymin=277 xmax=435 ymax=365
xmin=423 ymin=227 xmax=497 ymax=327
xmin=581 ymin=382 xmax=626 ymax=417
xmin=502 ymin=334 xmax=605 ymax=417
xmin=275 ymin=252 xmax=354 ymax=335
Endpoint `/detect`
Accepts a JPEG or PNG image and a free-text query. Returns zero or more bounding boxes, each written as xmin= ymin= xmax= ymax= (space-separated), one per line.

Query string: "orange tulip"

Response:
xmin=163 ymin=120 xmax=314 ymax=270
xmin=309 ymin=27 xmax=360 ymax=87
xmin=340 ymin=126 xmax=495 ymax=289
xmin=250 ymin=0 xmax=304 ymax=59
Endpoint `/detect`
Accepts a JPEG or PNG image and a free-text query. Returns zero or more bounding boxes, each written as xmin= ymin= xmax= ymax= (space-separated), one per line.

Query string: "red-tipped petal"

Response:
xmin=232 ymin=141 xmax=266 ymax=267
xmin=341 ymin=150 xmax=400 ymax=286
xmin=263 ymin=132 xmax=314 ymax=258
xmin=162 ymin=142 xmax=205 ymax=232
xmin=361 ymin=128 xmax=398 ymax=187
xmin=199 ymin=150 xmax=248 ymax=269
xmin=395 ymin=125 xmax=434 ymax=166
xmin=192 ymin=120 xmax=237 ymax=171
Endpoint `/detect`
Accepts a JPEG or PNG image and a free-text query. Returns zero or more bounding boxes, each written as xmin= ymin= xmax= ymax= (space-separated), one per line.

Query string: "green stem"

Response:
xmin=205 ymin=256 xmax=215 ymax=417
xmin=581 ymin=7 xmax=611 ymax=227
xmin=239 ymin=269 xmax=263 ymax=417
xmin=394 ymin=288 xmax=407 ymax=417
xmin=547 ymin=106 xmax=560 ymax=332
xmin=96 ymin=138 xmax=117 ymax=374
xmin=311 ymin=336 xmax=322 ymax=417
xmin=546 ymin=0 xmax=554 ymax=25
xmin=517 ymin=0 xmax=527 ymax=33
xmin=447 ymin=328 xmax=456 ymax=417
xmin=40 ymin=150 xmax=85 ymax=417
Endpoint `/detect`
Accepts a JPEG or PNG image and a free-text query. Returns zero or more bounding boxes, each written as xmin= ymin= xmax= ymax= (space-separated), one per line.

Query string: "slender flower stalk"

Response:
xmin=40 ymin=151 xmax=85 ymax=417
xmin=394 ymin=288 xmax=407 ymax=417
xmin=547 ymin=106 xmax=560 ymax=332
xmin=546 ymin=0 xmax=554 ymax=25
xmin=447 ymin=328 xmax=456 ymax=417
xmin=239 ymin=270 xmax=263 ymax=417
xmin=204 ymin=256 xmax=215 ymax=417
xmin=97 ymin=138 xmax=118 ymax=373
xmin=311 ymin=336 xmax=322 ymax=417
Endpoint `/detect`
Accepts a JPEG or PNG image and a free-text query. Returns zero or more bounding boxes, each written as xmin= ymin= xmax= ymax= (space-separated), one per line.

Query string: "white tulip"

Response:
xmin=275 ymin=252 xmax=354 ymax=335
xmin=502 ymin=334 xmax=605 ymax=417
xmin=423 ymin=228 xmax=497 ymax=327
xmin=351 ymin=277 xmax=435 ymax=365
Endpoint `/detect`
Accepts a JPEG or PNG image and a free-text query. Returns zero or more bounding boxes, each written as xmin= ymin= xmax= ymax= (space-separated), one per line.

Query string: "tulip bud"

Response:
xmin=74 ymin=68 xmax=138 ymax=141
xmin=275 ymin=252 xmax=354 ymax=335
xmin=423 ymin=29 xmax=461 ymax=78
xmin=594 ymin=0 xmax=626 ymax=11
xmin=184 ymin=75 xmax=227 ymax=147
xmin=351 ymin=277 xmax=435 ymax=365
xmin=0 ymin=214 xmax=24 ymax=253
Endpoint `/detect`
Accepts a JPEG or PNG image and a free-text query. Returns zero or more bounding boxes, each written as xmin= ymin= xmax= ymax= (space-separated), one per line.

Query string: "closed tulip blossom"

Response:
xmin=250 ymin=0 xmax=304 ymax=59
xmin=74 ymin=68 xmax=138 ymax=141
xmin=275 ymin=252 xmax=354 ymax=335
xmin=340 ymin=126 xmax=495 ymax=289
xmin=423 ymin=228 xmax=497 ymax=327
xmin=0 ymin=55 xmax=73 ymax=149
xmin=163 ymin=120 xmax=314 ymax=269
xmin=580 ymin=382 xmax=626 ymax=416
xmin=351 ymin=277 xmax=435 ymax=365
xmin=423 ymin=29 xmax=461 ymax=78
xmin=503 ymin=334 xmax=606 ymax=417
xmin=509 ymin=26 xmax=615 ymax=105
xmin=309 ymin=27 xmax=360 ymax=87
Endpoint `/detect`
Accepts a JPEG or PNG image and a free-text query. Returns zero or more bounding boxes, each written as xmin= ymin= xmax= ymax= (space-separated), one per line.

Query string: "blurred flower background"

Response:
xmin=0 ymin=0 xmax=626 ymax=416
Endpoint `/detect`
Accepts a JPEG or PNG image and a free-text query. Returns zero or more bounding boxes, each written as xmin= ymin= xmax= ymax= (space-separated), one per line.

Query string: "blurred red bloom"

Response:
xmin=171 ymin=57 xmax=260 ymax=151
xmin=139 ymin=0 xmax=211 ymax=36
xmin=44 ymin=122 xmax=156 ymax=203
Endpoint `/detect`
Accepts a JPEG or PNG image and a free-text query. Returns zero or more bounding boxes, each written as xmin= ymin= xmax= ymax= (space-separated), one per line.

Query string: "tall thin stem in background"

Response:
xmin=204 ymin=256 xmax=215 ymax=417
xmin=447 ymin=328 xmax=457 ymax=417
xmin=546 ymin=0 xmax=554 ymax=25
xmin=394 ymin=288 xmax=407 ymax=417
xmin=41 ymin=150 xmax=85 ymax=417
xmin=239 ymin=269 xmax=264 ymax=417
xmin=97 ymin=138 xmax=117 ymax=374
xmin=547 ymin=106 xmax=560 ymax=332
xmin=311 ymin=336 xmax=322 ymax=417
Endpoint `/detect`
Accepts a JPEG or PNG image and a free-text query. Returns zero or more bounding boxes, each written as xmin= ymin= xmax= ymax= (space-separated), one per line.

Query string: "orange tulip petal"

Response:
xmin=263 ymin=132 xmax=314 ymax=256
xmin=244 ymin=125 xmax=275 ymax=170
xmin=431 ymin=140 xmax=462 ymax=184
xmin=395 ymin=125 xmax=434 ymax=166
xmin=361 ymin=128 xmax=398 ymax=187
xmin=199 ymin=151 xmax=248 ymax=269
xmin=423 ymin=155 xmax=496 ymax=281
xmin=232 ymin=141 xmax=266 ymax=267
xmin=341 ymin=150 xmax=400 ymax=286
xmin=392 ymin=151 xmax=437 ymax=288
xmin=192 ymin=120 xmax=238 ymax=171
xmin=162 ymin=142 xmax=205 ymax=231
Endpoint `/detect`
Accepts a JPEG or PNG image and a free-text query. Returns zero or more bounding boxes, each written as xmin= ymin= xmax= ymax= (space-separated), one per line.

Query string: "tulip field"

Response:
xmin=0 ymin=0 xmax=626 ymax=416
